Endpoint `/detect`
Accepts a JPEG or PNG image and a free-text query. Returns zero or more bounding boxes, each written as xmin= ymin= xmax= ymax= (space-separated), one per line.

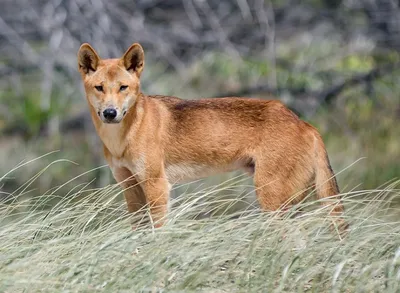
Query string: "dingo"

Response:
xmin=77 ymin=42 xmax=348 ymax=234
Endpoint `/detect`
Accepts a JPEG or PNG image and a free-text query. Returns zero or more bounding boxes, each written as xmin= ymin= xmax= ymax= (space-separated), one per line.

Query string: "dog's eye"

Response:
xmin=95 ymin=85 xmax=103 ymax=92
xmin=120 ymin=85 xmax=128 ymax=91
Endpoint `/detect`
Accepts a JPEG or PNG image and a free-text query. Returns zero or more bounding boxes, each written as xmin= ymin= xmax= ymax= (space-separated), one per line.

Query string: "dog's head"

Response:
xmin=77 ymin=43 xmax=144 ymax=124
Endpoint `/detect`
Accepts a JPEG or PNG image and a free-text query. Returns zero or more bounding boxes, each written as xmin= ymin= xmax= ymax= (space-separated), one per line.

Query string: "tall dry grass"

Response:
xmin=1 ymin=158 xmax=400 ymax=292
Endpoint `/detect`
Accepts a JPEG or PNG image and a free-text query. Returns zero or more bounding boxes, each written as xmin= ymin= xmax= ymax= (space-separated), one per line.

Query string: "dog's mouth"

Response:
xmin=103 ymin=119 xmax=121 ymax=124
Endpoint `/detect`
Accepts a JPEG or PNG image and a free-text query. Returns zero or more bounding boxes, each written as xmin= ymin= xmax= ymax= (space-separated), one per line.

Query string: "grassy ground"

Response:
xmin=1 ymin=163 xmax=400 ymax=292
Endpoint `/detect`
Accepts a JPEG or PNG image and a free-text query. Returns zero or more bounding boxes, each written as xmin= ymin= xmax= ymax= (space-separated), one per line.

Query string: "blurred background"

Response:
xmin=0 ymin=0 xmax=399 ymax=203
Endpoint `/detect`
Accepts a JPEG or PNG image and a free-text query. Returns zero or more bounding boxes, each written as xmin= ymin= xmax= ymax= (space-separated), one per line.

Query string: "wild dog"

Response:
xmin=77 ymin=42 xmax=348 ymax=234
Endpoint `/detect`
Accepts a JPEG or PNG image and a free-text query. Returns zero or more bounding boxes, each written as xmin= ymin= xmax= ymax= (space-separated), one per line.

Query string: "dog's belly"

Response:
xmin=165 ymin=161 xmax=254 ymax=184
xmin=165 ymin=163 xmax=220 ymax=183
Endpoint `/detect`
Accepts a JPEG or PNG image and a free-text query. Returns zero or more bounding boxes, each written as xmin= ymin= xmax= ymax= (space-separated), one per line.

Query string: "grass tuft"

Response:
xmin=1 ymin=164 xmax=400 ymax=292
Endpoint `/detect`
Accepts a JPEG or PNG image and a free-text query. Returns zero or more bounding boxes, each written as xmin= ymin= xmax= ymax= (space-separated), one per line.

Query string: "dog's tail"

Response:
xmin=313 ymin=132 xmax=348 ymax=234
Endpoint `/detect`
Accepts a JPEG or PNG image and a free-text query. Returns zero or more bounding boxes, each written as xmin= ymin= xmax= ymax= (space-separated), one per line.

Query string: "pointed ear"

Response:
xmin=122 ymin=43 xmax=145 ymax=77
xmin=77 ymin=43 xmax=100 ymax=74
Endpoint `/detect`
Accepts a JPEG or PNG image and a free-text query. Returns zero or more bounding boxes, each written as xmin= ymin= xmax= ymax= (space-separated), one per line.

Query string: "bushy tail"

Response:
xmin=313 ymin=133 xmax=348 ymax=235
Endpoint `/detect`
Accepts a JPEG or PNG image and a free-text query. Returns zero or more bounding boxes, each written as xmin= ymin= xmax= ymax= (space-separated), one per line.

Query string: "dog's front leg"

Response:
xmin=141 ymin=173 xmax=170 ymax=228
xmin=110 ymin=166 xmax=147 ymax=213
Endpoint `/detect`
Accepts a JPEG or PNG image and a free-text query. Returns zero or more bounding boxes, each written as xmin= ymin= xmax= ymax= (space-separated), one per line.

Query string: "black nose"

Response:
xmin=103 ymin=108 xmax=117 ymax=120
